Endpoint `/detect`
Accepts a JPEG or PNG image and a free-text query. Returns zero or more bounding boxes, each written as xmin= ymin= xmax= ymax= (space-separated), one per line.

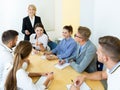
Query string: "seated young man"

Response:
xmin=71 ymin=36 xmax=120 ymax=90
xmin=0 ymin=30 xmax=18 ymax=89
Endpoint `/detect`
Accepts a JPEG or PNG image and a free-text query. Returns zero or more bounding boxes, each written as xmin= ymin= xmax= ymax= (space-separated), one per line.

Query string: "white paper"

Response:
xmin=55 ymin=63 xmax=70 ymax=70
xmin=35 ymin=76 xmax=47 ymax=85
xmin=66 ymin=82 xmax=91 ymax=90
xmin=40 ymin=55 xmax=46 ymax=60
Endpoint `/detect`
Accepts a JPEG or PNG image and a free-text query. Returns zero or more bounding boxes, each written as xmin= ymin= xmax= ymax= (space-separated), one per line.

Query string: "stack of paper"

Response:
xmin=66 ymin=82 xmax=91 ymax=90
xmin=55 ymin=63 xmax=70 ymax=70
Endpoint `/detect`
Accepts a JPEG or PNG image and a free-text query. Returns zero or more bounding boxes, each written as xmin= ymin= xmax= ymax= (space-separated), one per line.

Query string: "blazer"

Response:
xmin=68 ymin=40 xmax=97 ymax=73
xmin=22 ymin=16 xmax=47 ymax=41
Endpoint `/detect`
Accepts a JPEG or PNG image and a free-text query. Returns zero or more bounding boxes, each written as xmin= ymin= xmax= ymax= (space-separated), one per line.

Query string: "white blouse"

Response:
xmin=16 ymin=68 xmax=46 ymax=90
xmin=29 ymin=16 xmax=35 ymax=27
xmin=30 ymin=34 xmax=48 ymax=50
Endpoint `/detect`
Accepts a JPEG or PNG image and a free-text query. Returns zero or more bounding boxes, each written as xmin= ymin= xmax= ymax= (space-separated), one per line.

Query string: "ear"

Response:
xmin=103 ymin=55 xmax=109 ymax=62
xmin=9 ymin=40 xmax=13 ymax=46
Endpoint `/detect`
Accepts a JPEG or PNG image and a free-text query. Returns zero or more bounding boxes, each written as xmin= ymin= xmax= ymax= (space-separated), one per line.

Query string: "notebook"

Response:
xmin=55 ymin=63 xmax=70 ymax=70
xmin=66 ymin=82 xmax=91 ymax=90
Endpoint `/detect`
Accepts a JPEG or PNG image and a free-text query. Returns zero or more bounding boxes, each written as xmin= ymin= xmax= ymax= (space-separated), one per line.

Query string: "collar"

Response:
xmin=0 ymin=43 xmax=13 ymax=53
xmin=109 ymin=61 xmax=120 ymax=74
xmin=29 ymin=16 xmax=35 ymax=20
xmin=65 ymin=37 xmax=72 ymax=41
xmin=80 ymin=41 xmax=86 ymax=49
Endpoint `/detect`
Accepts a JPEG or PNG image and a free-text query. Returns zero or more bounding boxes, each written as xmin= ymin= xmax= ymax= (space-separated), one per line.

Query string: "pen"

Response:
xmin=71 ymin=79 xmax=74 ymax=84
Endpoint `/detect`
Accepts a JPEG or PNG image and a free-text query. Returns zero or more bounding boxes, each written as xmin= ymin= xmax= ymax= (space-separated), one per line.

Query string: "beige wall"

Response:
xmin=62 ymin=0 xmax=80 ymax=35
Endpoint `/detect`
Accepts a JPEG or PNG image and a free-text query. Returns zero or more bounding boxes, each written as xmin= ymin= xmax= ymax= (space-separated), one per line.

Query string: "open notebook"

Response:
xmin=66 ymin=82 xmax=91 ymax=90
xmin=55 ymin=63 xmax=70 ymax=70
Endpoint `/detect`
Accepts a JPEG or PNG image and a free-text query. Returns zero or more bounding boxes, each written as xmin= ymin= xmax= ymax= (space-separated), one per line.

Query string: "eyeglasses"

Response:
xmin=74 ymin=34 xmax=82 ymax=39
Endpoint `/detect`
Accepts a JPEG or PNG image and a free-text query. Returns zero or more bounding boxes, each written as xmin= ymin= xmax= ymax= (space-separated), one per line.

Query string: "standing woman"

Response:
xmin=30 ymin=23 xmax=48 ymax=52
xmin=5 ymin=41 xmax=54 ymax=90
xmin=22 ymin=4 xmax=47 ymax=41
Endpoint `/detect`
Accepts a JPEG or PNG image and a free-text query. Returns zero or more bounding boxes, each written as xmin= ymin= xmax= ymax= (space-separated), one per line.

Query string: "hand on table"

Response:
xmin=32 ymin=49 xmax=40 ymax=54
xmin=44 ymin=51 xmax=52 ymax=55
xmin=46 ymin=55 xmax=58 ymax=60
xmin=73 ymin=75 xmax=85 ymax=87
xmin=58 ymin=60 xmax=65 ymax=65
xmin=47 ymin=72 xmax=54 ymax=80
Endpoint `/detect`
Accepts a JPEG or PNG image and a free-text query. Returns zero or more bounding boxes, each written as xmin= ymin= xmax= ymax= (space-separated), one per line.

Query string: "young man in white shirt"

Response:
xmin=0 ymin=30 xmax=18 ymax=89
xmin=70 ymin=36 xmax=120 ymax=90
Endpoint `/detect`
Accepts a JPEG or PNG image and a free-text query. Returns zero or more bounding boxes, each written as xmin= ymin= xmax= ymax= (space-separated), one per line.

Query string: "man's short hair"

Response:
xmin=2 ymin=30 xmax=18 ymax=44
xmin=78 ymin=26 xmax=91 ymax=41
xmin=99 ymin=36 xmax=120 ymax=62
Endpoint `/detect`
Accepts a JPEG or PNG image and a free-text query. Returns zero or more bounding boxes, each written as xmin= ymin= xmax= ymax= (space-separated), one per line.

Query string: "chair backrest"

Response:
xmin=96 ymin=61 xmax=103 ymax=71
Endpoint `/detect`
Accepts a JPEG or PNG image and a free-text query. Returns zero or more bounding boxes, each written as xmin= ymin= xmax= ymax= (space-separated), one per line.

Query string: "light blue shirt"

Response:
xmin=52 ymin=37 xmax=77 ymax=60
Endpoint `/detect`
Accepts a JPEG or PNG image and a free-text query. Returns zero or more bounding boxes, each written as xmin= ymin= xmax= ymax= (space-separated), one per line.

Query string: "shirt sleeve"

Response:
xmin=30 ymin=34 xmax=34 ymax=44
xmin=70 ymin=45 xmax=96 ymax=73
xmin=65 ymin=54 xmax=76 ymax=63
xmin=22 ymin=18 xmax=26 ymax=34
xmin=52 ymin=42 xmax=61 ymax=54
xmin=16 ymin=69 xmax=46 ymax=90
xmin=22 ymin=62 xmax=28 ymax=70
xmin=57 ymin=42 xmax=77 ymax=60
xmin=40 ymin=34 xmax=48 ymax=48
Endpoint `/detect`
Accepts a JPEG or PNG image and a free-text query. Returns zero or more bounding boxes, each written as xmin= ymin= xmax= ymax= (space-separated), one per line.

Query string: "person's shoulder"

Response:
xmin=16 ymin=68 xmax=26 ymax=76
xmin=70 ymin=37 xmax=76 ymax=41
xmin=69 ymin=37 xmax=76 ymax=43
xmin=23 ymin=16 xmax=29 ymax=20
xmin=87 ymin=40 xmax=95 ymax=46
xmin=35 ymin=16 xmax=40 ymax=19
xmin=42 ymin=34 xmax=48 ymax=38
xmin=86 ymin=40 xmax=96 ymax=50
xmin=30 ymin=34 xmax=36 ymax=37
xmin=0 ymin=43 xmax=4 ymax=50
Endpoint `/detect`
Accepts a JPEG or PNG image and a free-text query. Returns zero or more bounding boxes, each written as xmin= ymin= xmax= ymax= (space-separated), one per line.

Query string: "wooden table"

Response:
xmin=28 ymin=53 xmax=104 ymax=90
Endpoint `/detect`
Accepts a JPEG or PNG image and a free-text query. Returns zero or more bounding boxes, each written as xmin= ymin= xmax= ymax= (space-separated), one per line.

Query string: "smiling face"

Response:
xmin=28 ymin=5 xmax=36 ymax=17
xmin=35 ymin=27 xmax=44 ymax=36
xmin=62 ymin=29 xmax=71 ymax=38
xmin=74 ymin=32 xmax=83 ymax=44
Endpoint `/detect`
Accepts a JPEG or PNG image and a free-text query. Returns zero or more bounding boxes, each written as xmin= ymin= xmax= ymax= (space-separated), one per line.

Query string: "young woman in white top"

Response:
xmin=5 ymin=41 xmax=54 ymax=90
xmin=30 ymin=23 xmax=48 ymax=53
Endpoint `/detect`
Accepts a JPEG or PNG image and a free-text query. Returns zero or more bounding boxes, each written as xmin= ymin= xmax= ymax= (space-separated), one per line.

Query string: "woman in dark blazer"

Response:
xmin=22 ymin=4 xmax=47 ymax=41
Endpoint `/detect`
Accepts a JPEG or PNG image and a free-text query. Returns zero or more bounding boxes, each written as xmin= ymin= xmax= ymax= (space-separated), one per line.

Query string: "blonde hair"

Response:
xmin=28 ymin=4 xmax=36 ymax=11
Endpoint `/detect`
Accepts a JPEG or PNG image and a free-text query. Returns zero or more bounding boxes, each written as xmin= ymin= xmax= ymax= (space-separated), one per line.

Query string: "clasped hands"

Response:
xmin=44 ymin=51 xmax=66 ymax=65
